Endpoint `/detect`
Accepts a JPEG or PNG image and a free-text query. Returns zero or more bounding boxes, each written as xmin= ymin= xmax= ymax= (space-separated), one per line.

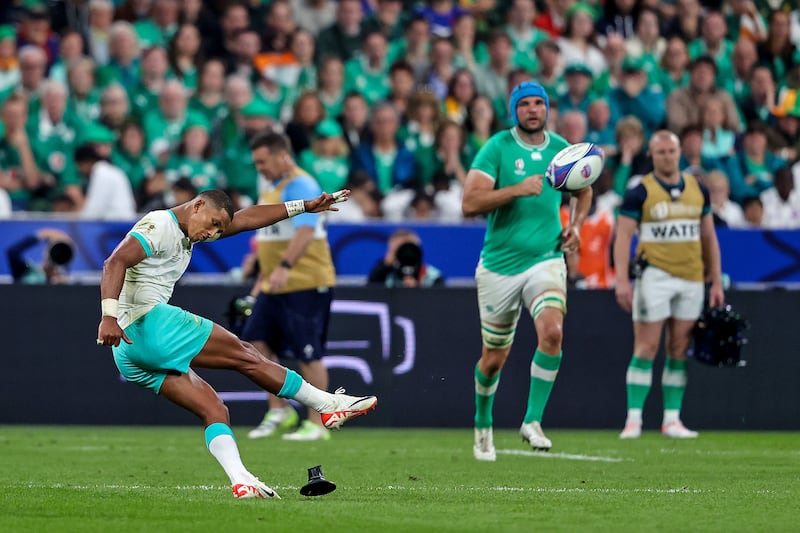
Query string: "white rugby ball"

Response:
xmin=545 ymin=142 xmax=605 ymax=191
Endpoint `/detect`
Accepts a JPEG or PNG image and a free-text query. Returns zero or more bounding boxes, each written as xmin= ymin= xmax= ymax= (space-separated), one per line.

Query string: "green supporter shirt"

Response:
xmin=399 ymin=127 xmax=436 ymax=186
xmin=221 ymin=134 xmax=258 ymax=203
xmin=112 ymin=147 xmax=155 ymax=192
xmin=470 ymin=128 xmax=569 ymax=275
xmin=0 ymin=138 xmax=27 ymax=203
xmin=165 ymin=155 xmax=220 ymax=191
xmin=343 ymin=57 xmax=390 ymax=106
xmin=297 ymin=150 xmax=350 ymax=193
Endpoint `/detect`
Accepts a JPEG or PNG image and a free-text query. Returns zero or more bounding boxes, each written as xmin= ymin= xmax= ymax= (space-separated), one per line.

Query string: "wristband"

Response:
xmin=101 ymin=298 xmax=119 ymax=318
xmin=284 ymin=200 xmax=305 ymax=217
xmin=279 ymin=259 xmax=293 ymax=270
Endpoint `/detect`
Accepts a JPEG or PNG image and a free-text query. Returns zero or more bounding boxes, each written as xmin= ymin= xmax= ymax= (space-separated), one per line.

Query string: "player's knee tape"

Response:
xmin=481 ymin=322 xmax=515 ymax=349
xmin=530 ymin=290 xmax=566 ymax=319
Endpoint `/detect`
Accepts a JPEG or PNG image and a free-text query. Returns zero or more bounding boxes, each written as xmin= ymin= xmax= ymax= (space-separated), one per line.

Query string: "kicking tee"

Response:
xmin=118 ymin=210 xmax=194 ymax=328
xmin=470 ymin=128 xmax=570 ymax=275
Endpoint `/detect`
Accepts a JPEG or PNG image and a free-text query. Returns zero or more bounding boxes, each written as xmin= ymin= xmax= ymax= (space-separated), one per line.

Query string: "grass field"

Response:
xmin=0 ymin=427 xmax=797 ymax=532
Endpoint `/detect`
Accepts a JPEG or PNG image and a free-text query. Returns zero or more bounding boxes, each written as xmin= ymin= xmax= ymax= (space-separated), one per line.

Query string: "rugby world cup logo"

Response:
xmin=581 ymin=164 xmax=592 ymax=179
xmin=514 ymin=158 xmax=525 ymax=175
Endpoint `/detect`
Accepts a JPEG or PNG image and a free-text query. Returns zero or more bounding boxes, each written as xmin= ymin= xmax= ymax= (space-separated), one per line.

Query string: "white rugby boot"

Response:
xmin=520 ymin=421 xmax=552 ymax=451
xmin=473 ymin=428 xmax=497 ymax=462
xmin=319 ymin=388 xmax=378 ymax=429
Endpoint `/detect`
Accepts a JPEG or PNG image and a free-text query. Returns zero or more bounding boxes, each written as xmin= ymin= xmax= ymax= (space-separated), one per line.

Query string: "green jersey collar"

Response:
xmin=511 ymin=128 xmax=550 ymax=152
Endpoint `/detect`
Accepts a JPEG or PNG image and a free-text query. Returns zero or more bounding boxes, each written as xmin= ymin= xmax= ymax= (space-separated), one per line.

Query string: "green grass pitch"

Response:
xmin=1 ymin=427 xmax=797 ymax=532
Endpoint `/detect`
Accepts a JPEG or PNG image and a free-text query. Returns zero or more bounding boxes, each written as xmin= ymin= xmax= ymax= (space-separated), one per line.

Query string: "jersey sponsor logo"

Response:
xmin=514 ymin=158 xmax=525 ymax=175
xmin=649 ymin=201 xmax=703 ymax=221
xmin=531 ymin=152 xmax=542 ymax=160
xmin=640 ymin=219 xmax=701 ymax=242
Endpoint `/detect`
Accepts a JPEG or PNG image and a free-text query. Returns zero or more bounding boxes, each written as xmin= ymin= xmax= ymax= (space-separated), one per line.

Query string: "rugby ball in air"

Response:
xmin=545 ymin=142 xmax=605 ymax=191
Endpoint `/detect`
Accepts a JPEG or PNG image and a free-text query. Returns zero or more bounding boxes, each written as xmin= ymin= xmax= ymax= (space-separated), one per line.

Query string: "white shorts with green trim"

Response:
xmin=633 ymin=266 xmax=704 ymax=322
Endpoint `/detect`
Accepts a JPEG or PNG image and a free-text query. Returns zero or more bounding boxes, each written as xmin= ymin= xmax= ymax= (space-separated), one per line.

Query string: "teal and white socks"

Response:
xmin=205 ymin=423 xmax=250 ymax=485
xmin=625 ymin=355 xmax=653 ymax=424
xmin=278 ymin=368 xmax=329 ymax=411
xmin=662 ymin=358 xmax=688 ymax=425
xmin=523 ymin=350 xmax=562 ymax=424
xmin=474 ymin=364 xmax=500 ymax=429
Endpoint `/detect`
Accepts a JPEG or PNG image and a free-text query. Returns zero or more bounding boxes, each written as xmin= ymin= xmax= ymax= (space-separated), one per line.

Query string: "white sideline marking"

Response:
xmin=496 ymin=449 xmax=624 ymax=462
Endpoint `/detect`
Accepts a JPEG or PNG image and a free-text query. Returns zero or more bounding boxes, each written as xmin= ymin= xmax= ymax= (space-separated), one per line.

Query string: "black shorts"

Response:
xmin=240 ymin=287 xmax=333 ymax=362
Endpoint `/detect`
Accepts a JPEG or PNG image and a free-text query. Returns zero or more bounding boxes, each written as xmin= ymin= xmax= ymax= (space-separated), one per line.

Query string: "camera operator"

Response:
xmin=367 ymin=228 xmax=445 ymax=288
xmin=6 ymin=228 xmax=75 ymax=284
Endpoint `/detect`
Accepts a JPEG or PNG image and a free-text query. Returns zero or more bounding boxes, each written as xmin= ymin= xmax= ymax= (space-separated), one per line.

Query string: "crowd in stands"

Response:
xmin=0 ymin=0 xmax=799 ymax=231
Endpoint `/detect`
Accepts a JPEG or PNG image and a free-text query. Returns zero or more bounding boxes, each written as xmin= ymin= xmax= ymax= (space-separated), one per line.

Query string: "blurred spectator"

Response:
xmin=298 ymin=118 xmax=350 ymax=193
xmin=165 ymin=115 xmax=219 ymax=192
xmin=705 ymin=170 xmax=747 ymax=228
xmin=450 ymin=12 xmax=478 ymax=71
xmin=17 ymin=4 xmax=59 ymax=69
xmin=339 ymin=91 xmax=370 ymax=153
xmin=96 ymin=21 xmax=141 ymax=90
xmin=738 ymin=64 xmax=777 ymax=124
xmin=253 ymin=60 xmax=291 ymax=124
xmin=533 ymin=40 xmax=563 ymax=97
xmin=700 ymin=99 xmax=736 ymax=159
xmin=225 ymin=28 xmax=260 ymax=79
xmin=414 ymin=0 xmax=467 ymax=38
xmin=557 ymin=62 xmax=594 ymax=114
xmin=26 ymin=79 xmax=82 ymax=207
xmin=726 ymin=38 xmax=760 ymax=106
xmin=624 ymin=8 xmax=665 ymax=73
xmin=362 ymin=0 xmax=406 ymax=42
xmin=666 ymin=56 xmax=741 ymax=135
xmin=559 ymin=191 xmax=615 ymax=289
xmin=367 ymin=228 xmax=444 ymax=287
xmin=0 ymin=94 xmax=42 ymax=211
xmin=352 ymin=102 xmax=417 ymax=194
xmin=6 ymin=228 xmax=74 ymax=284
xmin=134 ymin=0 xmax=180 ymax=48
xmin=112 ymin=119 xmax=155 ymax=201
xmin=678 ymin=124 xmax=728 ymax=180
xmin=114 ymin=0 xmax=154 ymax=23
xmin=730 ymin=121 xmax=787 ymax=201
xmin=664 ymin=0 xmax=702 ymax=42
xmin=594 ymin=31 xmax=625 ymax=93
xmin=769 ymin=91 xmax=800 ymax=162
xmin=585 ymin=97 xmax=616 ymax=155
xmin=596 ymin=0 xmax=637 ymax=39
xmin=400 ymin=91 xmax=441 ymax=186
xmin=504 ymin=0 xmax=548 ymax=74
xmin=317 ymin=56 xmax=345 ymax=119
xmin=760 ymin=166 xmax=800 ymax=228
xmin=47 ymin=30 xmax=84 ymax=85
xmin=170 ymin=175 xmax=199 ymax=206
xmin=741 ymin=195 xmax=763 ymax=227
xmin=593 ymin=165 xmax=622 ymax=213
xmin=655 ymin=36 xmax=690 ymax=95
xmin=315 ymin=0 xmax=364 ymax=65
xmin=557 ymin=2 xmax=606 ymax=77
xmin=222 ymin=97 xmax=275 ymax=208
xmin=430 ymin=119 xmax=468 ymax=222
xmin=463 ymin=94 xmax=497 ymax=163
xmin=67 ymin=58 xmax=102 ymax=124
xmin=557 ymin=109 xmax=588 ymax=144
xmin=16 ymin=45 xmax=48 ymax=103
xmin=423 ymin=37 xmax=456 ymax=101
xmin=475 ymin=30 xmax=514 ymax=111
xmin=443 ymin=67 xmax=477 ymax=125
xmin=75 ymin=142 xmax=136 ymax=220
xmin=168 ymin=23 xmax=203 ymax=91
xmin=0 ymin=25 xmax=18 ymax=98
xmin=608 ymin=115 xmax=650 ymax=195
xmin=608 ymin=55 xmax=665 ymax=138
xmin=143 ymin=79 xmax=200 ymax=162
xmin=343 ymin=31 xmax=391 ymax=106
xmin=727 ymin=0 xmax=768 ymax=43
xmin=291 ymin=0 xmax=337 ymax=36
xmin=389 ymin=15 xmax=431 ymax=83
xmin=758 ymin=10 xmax=799 ymax=82
xmin=210 ymin=2 xmax=249 ymax=62
xmin=688 ymin=11 xmax=735 ymax=83
xmin=387 ymin=59 xmax=416 ymax=119
xmin=285 ymin=91 xmax=325 ymax=155
xmin=99 ymin=83 xmax=131 ymax=134
xmin=87 ymin=0 xmax=116 ymax=66
xmin=188 ymin=59 xmax=228 ymax=150
xmin=286 ymin=29 xmax=318 ymax=97
xmin=534 ymin=0 xmax=574 ymax=38
xmin=130 ymin=45 xmax=169 ymax=117
xmin=261 ymin=0 xmax=297 ymax=53
xmin=335 ymin=170 xmax=382 ymax=221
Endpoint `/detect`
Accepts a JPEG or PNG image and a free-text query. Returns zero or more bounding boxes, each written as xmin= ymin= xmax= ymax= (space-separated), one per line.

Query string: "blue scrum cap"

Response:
xmin=508 ymin=81 xmax=550 ymax=126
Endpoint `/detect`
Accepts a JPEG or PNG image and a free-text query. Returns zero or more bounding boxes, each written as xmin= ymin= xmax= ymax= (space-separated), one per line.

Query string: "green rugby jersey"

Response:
xmin=470 ymin=128 xmax=569 ymax=275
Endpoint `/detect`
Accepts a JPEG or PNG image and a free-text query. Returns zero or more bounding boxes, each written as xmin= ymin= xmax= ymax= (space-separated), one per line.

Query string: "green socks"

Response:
xmin=662 ymin=358 xmax=688 ymax=412
xmin=523 ymin=350 xmax=562 ymax=424
xmin=626 ymin=355 xmax=654 ymax=412
xmin=474 ymin=364 xmax=500 ymax=429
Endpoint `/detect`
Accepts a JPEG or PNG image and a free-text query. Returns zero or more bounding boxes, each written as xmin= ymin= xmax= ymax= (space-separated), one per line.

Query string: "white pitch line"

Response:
xmin=496 ymin=449 xmax=625 ymax=462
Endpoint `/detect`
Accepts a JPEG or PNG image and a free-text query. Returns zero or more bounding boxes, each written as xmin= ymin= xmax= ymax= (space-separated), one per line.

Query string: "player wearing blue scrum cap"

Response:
xmin=462 ymin=80 xmax=593 ymax=460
